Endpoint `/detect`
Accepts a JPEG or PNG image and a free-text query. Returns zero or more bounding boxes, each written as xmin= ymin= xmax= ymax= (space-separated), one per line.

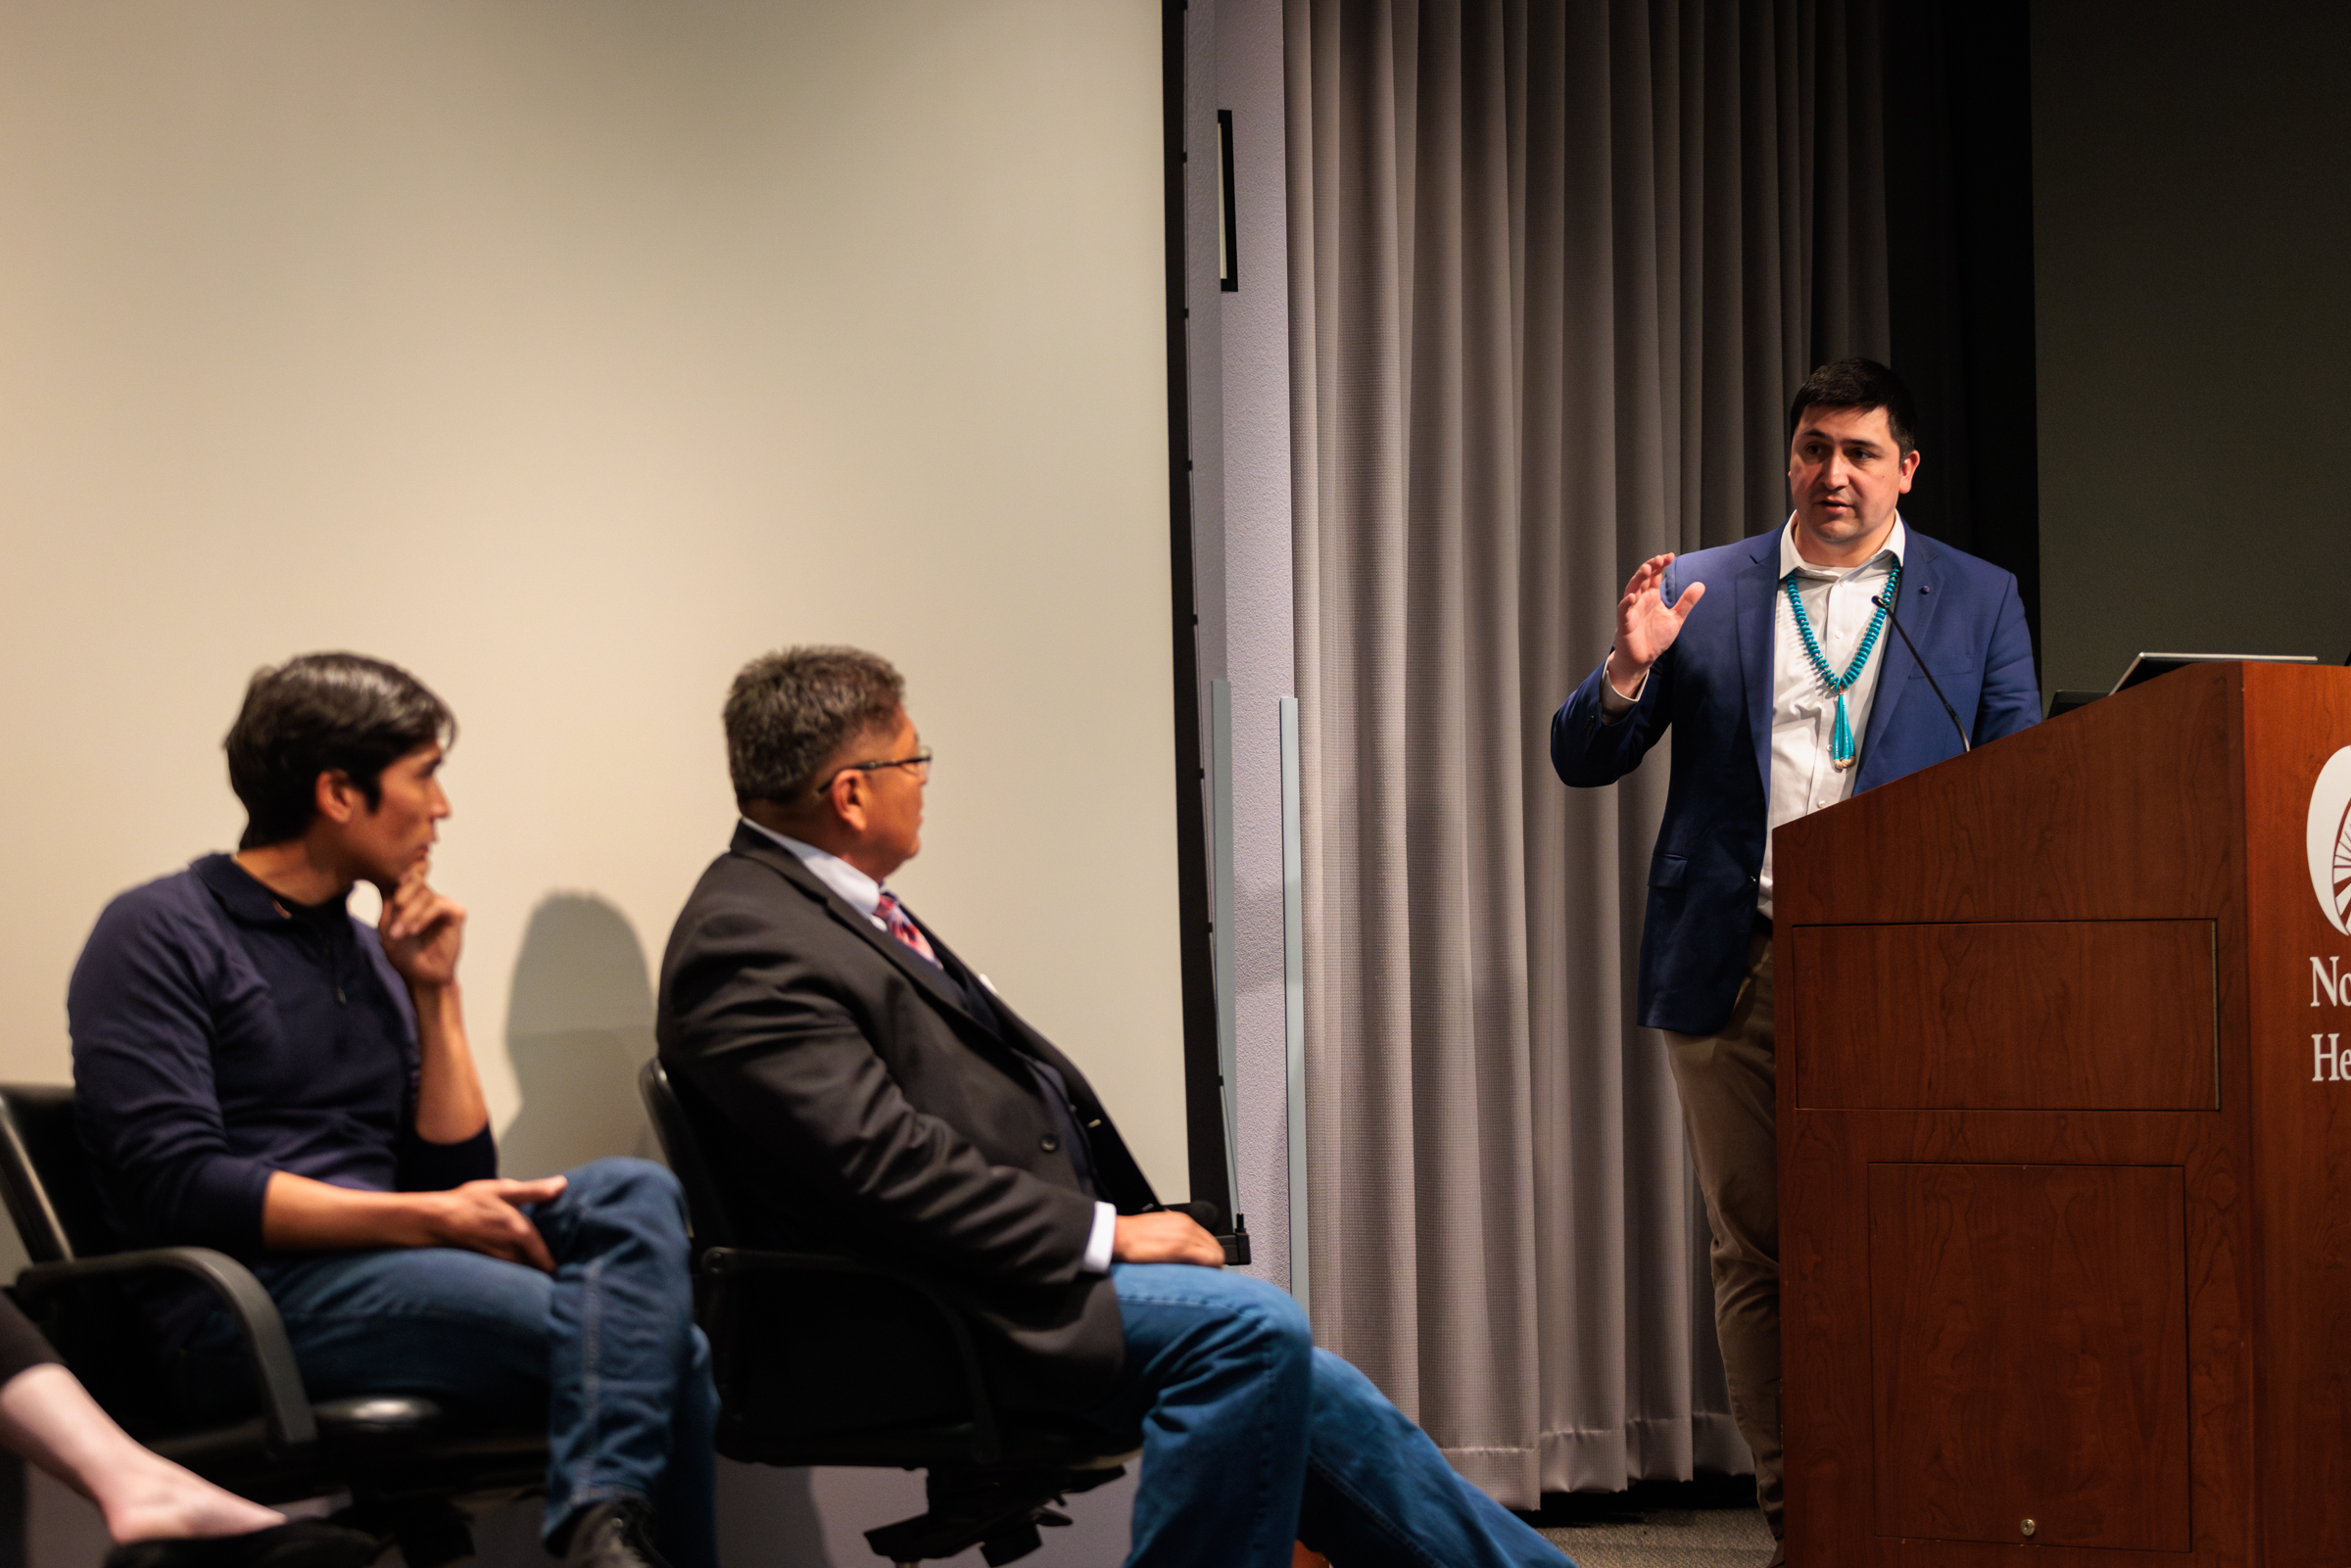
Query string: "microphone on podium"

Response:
xmin=1872 ymin=592 xmax=1971 ymax=755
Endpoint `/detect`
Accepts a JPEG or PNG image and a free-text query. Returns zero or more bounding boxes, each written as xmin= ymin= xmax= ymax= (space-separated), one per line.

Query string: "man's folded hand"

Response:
xmin=416 ymin=1176 xmax=568 ymax=1272
xmin=1112 ymin=1211 xmax=1224 ymax=1268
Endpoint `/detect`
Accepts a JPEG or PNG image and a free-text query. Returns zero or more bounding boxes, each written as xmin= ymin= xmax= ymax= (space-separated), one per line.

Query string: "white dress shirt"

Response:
xmin=1599 ymin=516 xmax=1906 ymax=921
xmin=1759 ymin=517 xmax=1904 ymax=917
xmin=737 ymin=818 xmax=1118 ymax=1272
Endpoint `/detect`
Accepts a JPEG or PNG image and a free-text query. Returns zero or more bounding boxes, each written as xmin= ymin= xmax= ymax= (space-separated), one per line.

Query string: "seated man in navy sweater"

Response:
xmin=70 ymin=653 xmax=716 ymax=1568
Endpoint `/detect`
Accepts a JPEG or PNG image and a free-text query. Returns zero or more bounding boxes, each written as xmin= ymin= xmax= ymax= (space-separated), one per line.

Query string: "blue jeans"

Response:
xmin=1090 ymin=1264 xmax=1569 ymax=1568
xmin=186 ymin=1160 xmax=718 ymax=1568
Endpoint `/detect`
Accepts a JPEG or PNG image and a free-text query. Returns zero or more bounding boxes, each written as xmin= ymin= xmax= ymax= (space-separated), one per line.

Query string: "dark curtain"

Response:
xmin=1882 ymin=0 xmax=2042 ymax=672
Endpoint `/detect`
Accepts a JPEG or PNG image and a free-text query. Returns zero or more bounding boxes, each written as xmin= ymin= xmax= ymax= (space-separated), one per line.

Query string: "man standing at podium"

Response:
xmin=1550 ymin=359 xmax=2039 ymax=1561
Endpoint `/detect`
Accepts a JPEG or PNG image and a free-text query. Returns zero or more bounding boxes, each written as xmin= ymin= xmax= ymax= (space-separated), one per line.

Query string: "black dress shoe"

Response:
xmin=104 ymin=1521 xmax=384 ymax=1568
xmin=559 ymin=1501 xmax=672 ymax=1568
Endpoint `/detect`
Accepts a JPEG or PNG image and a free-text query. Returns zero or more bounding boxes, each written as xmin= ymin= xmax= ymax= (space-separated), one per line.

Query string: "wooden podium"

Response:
xmin=1776 ymin=661 xmax=2351 ymax=1568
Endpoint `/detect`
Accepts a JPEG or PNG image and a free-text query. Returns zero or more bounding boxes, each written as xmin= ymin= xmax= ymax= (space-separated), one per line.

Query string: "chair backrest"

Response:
xmin=638 ymin=1059 xmax=743 ymax=1252
xmin=0 ymin=1083 xmax=114 ymax=1264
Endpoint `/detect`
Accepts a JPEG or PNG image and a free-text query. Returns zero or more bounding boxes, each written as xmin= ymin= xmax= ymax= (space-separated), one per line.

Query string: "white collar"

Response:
xmin=739 ymin=817 xmax=884 ymax=919
xmin=1779 ymin=513 xmax=1907 ymax=580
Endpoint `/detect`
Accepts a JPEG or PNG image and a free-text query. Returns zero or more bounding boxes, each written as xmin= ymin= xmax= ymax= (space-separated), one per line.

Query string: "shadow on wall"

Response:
xmin=499 ymin=893 xmax=663 ymax=1178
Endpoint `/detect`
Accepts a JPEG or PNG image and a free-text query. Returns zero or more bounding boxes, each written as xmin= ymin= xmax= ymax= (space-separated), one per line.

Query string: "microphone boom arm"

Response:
xmin=1872 ymin=592 xmax=1971 ymax=755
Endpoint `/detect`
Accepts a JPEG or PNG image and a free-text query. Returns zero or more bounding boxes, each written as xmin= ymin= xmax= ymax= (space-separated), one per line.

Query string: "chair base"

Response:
xmin=864 ymin=1460 xmax=1130 ymax=1568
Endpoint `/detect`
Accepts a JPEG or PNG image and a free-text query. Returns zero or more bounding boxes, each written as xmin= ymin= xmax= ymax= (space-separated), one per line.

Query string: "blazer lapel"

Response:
xmin=724 ymin=827 xmax=1163 ymax=1212
xmin=1856 ymin=531 xmax=1943 ymax=771
xmin=1733 ymin=532 xmax=1781 ymax=800
xmin=912 ymin=924 xmax=1016 ymax=1044
xmin=920 ymin=931 xmax=1162 ymax=1209
xmin=727 ymin=826 xmax=986 ymax=1030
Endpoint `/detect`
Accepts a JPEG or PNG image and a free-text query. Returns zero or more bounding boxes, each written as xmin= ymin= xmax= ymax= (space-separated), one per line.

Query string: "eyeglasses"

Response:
xmin=815 ymin=750 xmax=934 ymax=795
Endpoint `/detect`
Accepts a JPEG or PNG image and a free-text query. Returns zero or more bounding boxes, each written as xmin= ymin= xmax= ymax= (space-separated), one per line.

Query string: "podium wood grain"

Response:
xmin=1790 ymin=920 xmax=2217 ymax=1111
xmin=1867 ymin=1162 xmax=2189 ymax=1551
xmin=1778 ymin=663 xmax=2351 ymax=1567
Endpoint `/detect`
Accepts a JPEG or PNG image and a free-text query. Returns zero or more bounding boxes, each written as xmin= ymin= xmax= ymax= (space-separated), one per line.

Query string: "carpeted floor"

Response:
xmin=1538 ymin=1507 xmax=1774 ymax=1568
xmin=1517 ymin=1476 xmax=1773 ymax=1568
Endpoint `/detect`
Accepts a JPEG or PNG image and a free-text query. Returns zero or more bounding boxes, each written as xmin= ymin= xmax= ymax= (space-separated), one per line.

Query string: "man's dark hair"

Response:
xmin=224 ymin=653 xmax=456 ymax=849
xmin=726 ymin=646 xmax=907 ymax=804
xmin=1788 ymin=357 xmax=1919 ymax=456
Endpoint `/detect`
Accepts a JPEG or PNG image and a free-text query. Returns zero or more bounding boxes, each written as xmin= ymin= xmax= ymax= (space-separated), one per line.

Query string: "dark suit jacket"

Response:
xmin=1550 ymin=525 xmax=2039 ymax=1035
xmin=653 ymin=825 xmax=1160 ymax=1409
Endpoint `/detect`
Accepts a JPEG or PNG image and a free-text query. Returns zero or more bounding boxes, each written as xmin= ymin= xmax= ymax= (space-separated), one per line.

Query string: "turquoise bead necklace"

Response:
xmin=1783 ymin=563 xmax=1899 ymax=771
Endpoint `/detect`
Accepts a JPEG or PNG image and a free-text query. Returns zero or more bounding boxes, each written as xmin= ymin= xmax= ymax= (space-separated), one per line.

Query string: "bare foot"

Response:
xmin=100 ymin=1454 xmax=284 ymax=1544
xmin=0 ymin=1363 xmax=282 ymax=1545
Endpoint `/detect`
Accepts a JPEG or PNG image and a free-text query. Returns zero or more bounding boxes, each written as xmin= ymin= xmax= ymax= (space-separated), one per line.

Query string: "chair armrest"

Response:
xmin=15 ymin=1248 xmax=317 ymax=1453
xmin=697 ymin=1247 xmax=1005 ymax=1461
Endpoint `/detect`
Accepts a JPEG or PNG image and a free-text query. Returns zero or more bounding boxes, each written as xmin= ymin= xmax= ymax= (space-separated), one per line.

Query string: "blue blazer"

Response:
xmin=1550 ymin=526 xmax=2039 ymax=1035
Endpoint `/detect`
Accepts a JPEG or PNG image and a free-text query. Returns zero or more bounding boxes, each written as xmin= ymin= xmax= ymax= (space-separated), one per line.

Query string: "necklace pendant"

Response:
xmin=1832 ymin=754 xmax=1856 ymax=772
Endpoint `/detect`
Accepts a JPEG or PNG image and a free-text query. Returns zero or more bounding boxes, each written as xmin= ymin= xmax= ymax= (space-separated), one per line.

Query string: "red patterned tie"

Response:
xmin=874 ymin=891 xmax=939 ymax=967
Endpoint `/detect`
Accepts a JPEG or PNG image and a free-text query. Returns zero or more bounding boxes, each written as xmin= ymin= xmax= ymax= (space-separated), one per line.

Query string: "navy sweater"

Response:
xmin=69 ymin=855 xmax=497 ymax=1260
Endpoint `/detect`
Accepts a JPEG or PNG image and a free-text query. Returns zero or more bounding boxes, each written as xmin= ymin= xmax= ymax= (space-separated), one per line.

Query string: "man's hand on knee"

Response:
xmin=263 ymin=1169 xmax=567 ymax=1264
xmin=1112 ymin=1212 xmax=1224 ymax=1268
xmin=417 ymin=1177 xmax=568 ymax=1271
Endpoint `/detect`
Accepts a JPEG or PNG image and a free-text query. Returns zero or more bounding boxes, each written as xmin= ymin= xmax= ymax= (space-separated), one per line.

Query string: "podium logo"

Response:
xmin=2312 ymin=747 xmax=2351 ymax=934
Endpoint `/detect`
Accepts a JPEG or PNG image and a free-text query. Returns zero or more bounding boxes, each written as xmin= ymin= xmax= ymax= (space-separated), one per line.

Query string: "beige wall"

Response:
xmin=0 ymin=1 xmax=1187 ymax=1196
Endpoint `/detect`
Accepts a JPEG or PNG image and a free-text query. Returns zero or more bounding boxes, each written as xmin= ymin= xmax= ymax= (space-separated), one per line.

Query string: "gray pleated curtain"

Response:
xmin=1285 ymin=0 xmax=1890 ymax=1503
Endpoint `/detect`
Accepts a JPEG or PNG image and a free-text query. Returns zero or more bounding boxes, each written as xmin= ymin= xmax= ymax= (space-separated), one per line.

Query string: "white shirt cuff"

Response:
xmin=1600 ymin=659 xmax=1647 ymax=717
xmin=1081 ymin=1201 xmax=1117 ymax=1274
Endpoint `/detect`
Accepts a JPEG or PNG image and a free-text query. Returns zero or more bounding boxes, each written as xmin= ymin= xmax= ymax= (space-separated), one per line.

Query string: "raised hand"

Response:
xmin=1607 ymin=553 xmax=1706 ymax=693
xmin=416 ymin=1176 xmax=568 ymax=1271
xmin=379 ymin=861 xmax=465 ymax=990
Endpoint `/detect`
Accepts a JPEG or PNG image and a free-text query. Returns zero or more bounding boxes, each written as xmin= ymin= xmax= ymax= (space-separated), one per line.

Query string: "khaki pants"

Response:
xmin=1664 ymin=927 xmax=1782 ymax=1558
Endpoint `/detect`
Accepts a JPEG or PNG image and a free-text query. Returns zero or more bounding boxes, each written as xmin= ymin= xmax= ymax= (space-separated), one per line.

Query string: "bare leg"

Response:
xmin=0 ymin=1363 xmax=284 ymax=1544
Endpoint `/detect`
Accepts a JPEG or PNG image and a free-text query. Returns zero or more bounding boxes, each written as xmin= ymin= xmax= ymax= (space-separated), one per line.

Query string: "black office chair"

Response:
xmin=637 ymin=1060 xmax=1139 ymax=1568
xmin=0 ymin=1084 xmax=548 ymax=1568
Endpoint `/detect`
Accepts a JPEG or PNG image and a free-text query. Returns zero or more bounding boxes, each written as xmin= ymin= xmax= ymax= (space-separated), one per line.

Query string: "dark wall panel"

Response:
xmin=2032 ymin=0 xmax=2351 ymax=695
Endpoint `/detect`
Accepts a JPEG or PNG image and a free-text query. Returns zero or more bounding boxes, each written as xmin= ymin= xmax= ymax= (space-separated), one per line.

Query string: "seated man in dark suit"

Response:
xmin=656 ymin=646 xmax=1571 ymax=1568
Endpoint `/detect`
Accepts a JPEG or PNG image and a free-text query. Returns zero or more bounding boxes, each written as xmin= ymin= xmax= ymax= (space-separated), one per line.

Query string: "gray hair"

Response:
xmin=725 ymin=646 xmax=906 ymax=802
